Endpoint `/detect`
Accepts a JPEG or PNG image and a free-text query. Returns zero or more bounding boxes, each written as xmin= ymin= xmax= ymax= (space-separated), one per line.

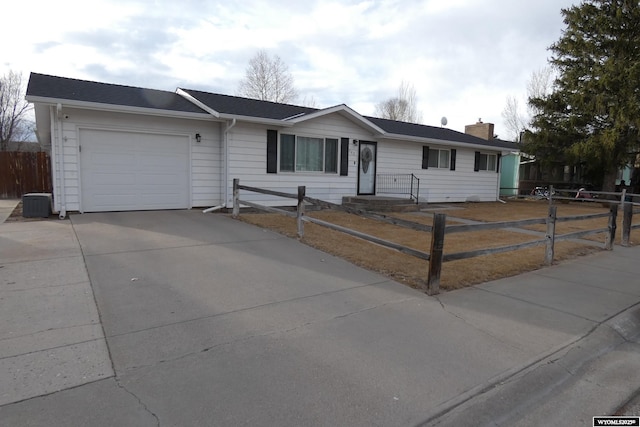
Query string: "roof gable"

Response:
xmin=284 ymin=104 xmax=386 ymax=134
xmin=26 ymin=73 xmax=206 ymax=114
xmin=178 ymin=88 xmax=317 ymax=120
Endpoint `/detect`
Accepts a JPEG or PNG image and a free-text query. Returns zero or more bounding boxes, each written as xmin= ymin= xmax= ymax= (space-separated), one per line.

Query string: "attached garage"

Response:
xmin=80 ymin=129 xmax=190 ymax=212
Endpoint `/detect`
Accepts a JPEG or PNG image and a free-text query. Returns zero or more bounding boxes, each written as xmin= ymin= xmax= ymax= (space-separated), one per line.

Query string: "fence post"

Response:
xmin=232 ymin=178 xmax=240 ymax=218
xmin=410 ymin=175 xmax=415 ymax=204
xmin=622 ymin=202 xmax=633 ymax=247
xmin=426 ymin=213 xmax=446 ymax=296
xmin=545 ymin=205 xmax=557 ymax=265
xmin=620 ymin=189 xmax=627 ymax=210
xmin=605 ymin=204 xmax=618 ymax=250
xmin=297 ymin=186 xmax=306 ymax=239
xmin=548 ymin=185 xmax=554 ymax=207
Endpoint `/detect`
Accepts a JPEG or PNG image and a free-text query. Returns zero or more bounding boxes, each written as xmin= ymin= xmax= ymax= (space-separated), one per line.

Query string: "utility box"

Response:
xmin=22 ymin=193 xmax=52 ymax=218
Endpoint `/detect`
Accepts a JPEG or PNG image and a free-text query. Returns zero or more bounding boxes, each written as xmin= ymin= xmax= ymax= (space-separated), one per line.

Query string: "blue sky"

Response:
xmin=3 ymin=0 xmax=577 ymax=138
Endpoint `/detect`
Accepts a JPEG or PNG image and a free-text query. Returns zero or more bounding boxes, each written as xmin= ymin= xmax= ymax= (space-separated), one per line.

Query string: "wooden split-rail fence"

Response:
xmin=232 ymin=179 xmax=639 ymax=295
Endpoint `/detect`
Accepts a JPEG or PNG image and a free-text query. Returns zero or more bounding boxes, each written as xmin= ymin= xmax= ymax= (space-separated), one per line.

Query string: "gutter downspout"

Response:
xmin=56 ymin=103 xmax=67 ymax=219
xmin=202 ymin=204 xmax=225 ymax=213
xmin=203 ymin=118 xmax=237 ymax=213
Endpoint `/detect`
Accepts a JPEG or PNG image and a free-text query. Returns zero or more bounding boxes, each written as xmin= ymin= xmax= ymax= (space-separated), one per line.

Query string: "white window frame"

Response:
xmin=279 ymin=134 xmax=339 ymax=174
xmin=478 ymin=153 xmax=497 ymax=172
xmin=428 ymin=148 xmax=451 ymax=169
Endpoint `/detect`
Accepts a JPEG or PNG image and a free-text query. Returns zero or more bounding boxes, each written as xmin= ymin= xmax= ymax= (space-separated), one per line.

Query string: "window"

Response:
xmin=475 ymin=152 xmax=498 ymax=171
xmin=428 ymin=148 xmax=450 ymax=169
xmin=422 ymin=147 xmax=456 ymax=170
xmin=324 ymin=138 xmax=338 ymax=173
xmin=280 ymin=134 xmax=339 ymax=173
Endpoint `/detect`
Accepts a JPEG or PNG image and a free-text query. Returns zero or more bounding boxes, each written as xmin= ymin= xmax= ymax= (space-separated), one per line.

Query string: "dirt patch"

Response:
xmin=237 ymin=199 xmax=639 ymax=291
xmin=4 ymin=201 xmax=54 ymax=222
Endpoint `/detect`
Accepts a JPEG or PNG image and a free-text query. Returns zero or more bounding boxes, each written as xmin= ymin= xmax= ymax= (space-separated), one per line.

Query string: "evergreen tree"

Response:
xmin=525 ymin=0 xmax=640 ymax=191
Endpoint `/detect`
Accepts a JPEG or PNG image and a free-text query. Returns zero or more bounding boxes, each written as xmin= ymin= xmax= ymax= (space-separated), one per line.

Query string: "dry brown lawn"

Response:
xmin=236 ymin=199 xmax=640 ymax=291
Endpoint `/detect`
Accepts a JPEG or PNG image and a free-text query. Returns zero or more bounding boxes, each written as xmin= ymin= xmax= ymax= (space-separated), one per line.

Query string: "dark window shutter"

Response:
xmin=450 ymin=149 xmax=456 ymax=171
xmin=340 ymin=137 xmax=349 ymax=176
xmin=496 ymin=153 xmax=502 ymax=173
xmin=422 ymin=146 xmax=429 ymax=169
xmin=267 ymin=130 xmax=277 ymax=174
xmin=474 ymin=151 xmax=481 ymax=172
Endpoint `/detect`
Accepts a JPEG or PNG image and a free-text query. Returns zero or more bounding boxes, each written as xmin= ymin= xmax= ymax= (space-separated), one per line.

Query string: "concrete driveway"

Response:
xmin=72 ymin=210 xmax=545 ymax=426
xmin=3 ymin=209 xmax=639 ymax=426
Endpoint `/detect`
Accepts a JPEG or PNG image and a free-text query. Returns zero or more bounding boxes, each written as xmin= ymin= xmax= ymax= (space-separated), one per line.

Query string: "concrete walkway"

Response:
xmin=0 ymin=217 xmax=112 ymax=407
xmin=0 ymin=210 xmax=639 ymax=426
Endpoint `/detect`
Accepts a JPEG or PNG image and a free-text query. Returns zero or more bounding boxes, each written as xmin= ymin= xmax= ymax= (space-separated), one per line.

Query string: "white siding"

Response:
xmin=227 ymin=114 xmax=370 ymax=206
xmin=50 ymin=108 xmax=222 ymax=213
xmin=48 ymin=105 xmax=503 ymax=212
xmin=377 ymin=139 xmax=500 ymax=203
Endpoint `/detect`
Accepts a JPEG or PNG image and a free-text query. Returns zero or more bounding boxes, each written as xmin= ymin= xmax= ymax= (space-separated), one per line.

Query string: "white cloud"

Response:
xmin=2 ymin=0 xmax=579 ymax=134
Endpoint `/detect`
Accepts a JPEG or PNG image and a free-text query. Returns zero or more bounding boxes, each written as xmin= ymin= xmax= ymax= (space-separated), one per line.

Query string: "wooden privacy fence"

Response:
xmin=0 ymin=152 xmax=52 ymax=199
xmin=232 ymin=179 xmax=631 ymax=296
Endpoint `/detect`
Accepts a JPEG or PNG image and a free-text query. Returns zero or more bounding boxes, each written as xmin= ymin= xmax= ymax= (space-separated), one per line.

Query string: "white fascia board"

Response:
xmin=381 ymin=133 xmax=513 ymax=152
xmin=175 ymin=89 xmax=221 ymax=118
xmin=218 ymin=113 xmax=294 ymax=127
xmin=287 ymin=104 xmax=386 ymax=134
xmin=25 ymin=96 xmax=214 ymax=121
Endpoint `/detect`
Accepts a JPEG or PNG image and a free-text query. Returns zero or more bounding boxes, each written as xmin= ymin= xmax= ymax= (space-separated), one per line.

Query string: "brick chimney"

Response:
xmin=465 ymin=119 xmax=494 ymax=140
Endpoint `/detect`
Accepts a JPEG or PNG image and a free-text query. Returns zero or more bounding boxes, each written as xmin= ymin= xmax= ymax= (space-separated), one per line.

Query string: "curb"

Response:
xmin=420 ymin=304 xmax=640 ymax=426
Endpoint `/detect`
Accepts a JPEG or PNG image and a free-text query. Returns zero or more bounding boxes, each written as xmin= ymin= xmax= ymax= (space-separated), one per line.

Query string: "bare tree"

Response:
xmin=501 ymin=95 xmax=527 ymax=142
xmin=237 ymin=50 xmax=298 ymax=104
xmin=374 ymin=81 xmax=422 ymax=123
xmin=501 ymin=67 xmax=555 ymax=142
xmin=526 ymin=66 xmax=554 ymax=118
xmin=0 ymin=71 xmax=33 ymax=151
xmin=300 ymin=94 xmax=319 ymax=108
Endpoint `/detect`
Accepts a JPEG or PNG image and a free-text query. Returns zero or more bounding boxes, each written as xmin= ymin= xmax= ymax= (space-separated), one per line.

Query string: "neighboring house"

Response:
xmin=26 ymin=73 xmax=518 ymax=215
xmin=499 ymin=154 xmax=520 ymax=196
xmin=462 ymin=120 xmax=521 ymax=197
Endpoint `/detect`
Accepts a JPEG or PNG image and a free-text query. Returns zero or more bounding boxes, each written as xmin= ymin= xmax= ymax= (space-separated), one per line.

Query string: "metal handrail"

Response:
xmin=376 ymin=173 xmax=420 ymax=203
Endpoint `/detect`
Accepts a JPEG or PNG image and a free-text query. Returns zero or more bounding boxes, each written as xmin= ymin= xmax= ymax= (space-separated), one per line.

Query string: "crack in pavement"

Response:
xmin=107 ymin=279 xmax=394 ymax=339
xmin=433 ymin=296 xmax=527 ymax=353
xmin=0 ymin=280 xmax=92 ymax=292
xmin=121 ymin=296 xmax=419 ymax=373
xmin=80 ymin=235 xmax=287 ymax=258
xmin=114 ymin=378 xmax=160 ymax=427
xmin=471 ymin=285 xmax=598 ymax=322
xmin=0 ymin=337 xmax=107 ymax=362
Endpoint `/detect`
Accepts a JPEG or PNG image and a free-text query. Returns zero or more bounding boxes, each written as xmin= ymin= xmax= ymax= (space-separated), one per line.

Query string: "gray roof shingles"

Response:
xmin=365 ymin=116 xmax=518 ymax=149
xmin=26 ymin=73 xmax=207 ymax=114
xmin=179 ymin=88 xmax=317 ymax=120
xmin=26 ymin=73 xmax=518 ymax=150
xmin=182 ymin=88 xmax=517 ymax=150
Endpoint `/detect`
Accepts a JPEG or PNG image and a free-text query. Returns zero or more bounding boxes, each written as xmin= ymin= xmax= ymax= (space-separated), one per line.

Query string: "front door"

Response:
xmin=358 ymin=141 xmax=377 ymax=195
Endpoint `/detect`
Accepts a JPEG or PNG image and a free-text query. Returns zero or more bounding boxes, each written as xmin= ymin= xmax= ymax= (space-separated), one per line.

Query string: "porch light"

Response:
xmin=195 ymin=133 xmax=202 ymax=143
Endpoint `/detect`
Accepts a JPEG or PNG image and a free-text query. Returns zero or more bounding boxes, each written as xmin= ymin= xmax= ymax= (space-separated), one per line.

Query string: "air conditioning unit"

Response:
xmin=22 ymin=193 xmax=52 ymax=218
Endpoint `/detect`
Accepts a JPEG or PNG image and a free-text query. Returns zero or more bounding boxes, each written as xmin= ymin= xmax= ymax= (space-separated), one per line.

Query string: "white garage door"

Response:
xmin=80 ymin=129 xmax=190 ymax=212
